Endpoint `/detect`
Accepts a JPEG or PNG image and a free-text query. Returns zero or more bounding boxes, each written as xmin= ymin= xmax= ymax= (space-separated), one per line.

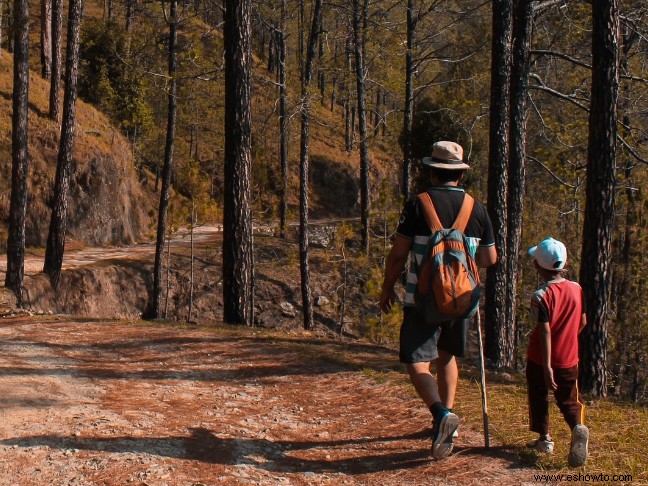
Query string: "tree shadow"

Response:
xmin=0 ymin=427 xmax=436 ymax=475
xmin=0 ymin=90 xmax=49 ymax=118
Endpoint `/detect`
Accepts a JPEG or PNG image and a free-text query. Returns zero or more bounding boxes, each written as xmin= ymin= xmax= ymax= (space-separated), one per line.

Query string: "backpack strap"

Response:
xmin=417 ymin=192 xmax=475 ymax=232
xmin=417 ymin=192 xmax=444 ymax=232
xmin=452 ymin=194 xmax=474 ymax=232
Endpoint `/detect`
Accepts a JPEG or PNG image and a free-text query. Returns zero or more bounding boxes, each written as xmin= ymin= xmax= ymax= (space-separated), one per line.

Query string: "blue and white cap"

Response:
xmin=528 ymin=237 xmax=567 ymax=271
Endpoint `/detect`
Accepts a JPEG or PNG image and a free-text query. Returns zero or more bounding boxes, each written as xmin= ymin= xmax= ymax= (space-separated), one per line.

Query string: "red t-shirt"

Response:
xmin=527 ymin=278 xmax=584 ymax=369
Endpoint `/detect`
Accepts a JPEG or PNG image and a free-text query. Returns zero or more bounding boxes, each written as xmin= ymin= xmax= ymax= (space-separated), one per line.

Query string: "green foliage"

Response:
xmin=364 ymin=265 xmax=402 ymax=344
xmin=174 ymin=158 xmax=221 ymax=225
xmin=78 ymin=20 xmax=153 ymax=138
xmin=404 ymin=97 xmax=470 ymax=193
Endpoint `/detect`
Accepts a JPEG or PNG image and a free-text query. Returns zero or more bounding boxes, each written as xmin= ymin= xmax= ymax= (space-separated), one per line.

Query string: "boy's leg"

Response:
xmin=552 ymin=366 xmax=589 ymax=467
xmin=553 ymin=365 xmax=585 ymax=430
xmin=526 ymin=360 xmax=550 ymax=436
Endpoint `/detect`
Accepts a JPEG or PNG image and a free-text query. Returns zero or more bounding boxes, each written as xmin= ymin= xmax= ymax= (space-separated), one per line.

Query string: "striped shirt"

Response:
xmin=395 ymin=186 xmax=495 ymax=307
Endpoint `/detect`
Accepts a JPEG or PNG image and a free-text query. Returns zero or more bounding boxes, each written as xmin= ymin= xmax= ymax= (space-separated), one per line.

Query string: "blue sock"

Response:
xmin=430 ymin=402 xmax=446 ymax=420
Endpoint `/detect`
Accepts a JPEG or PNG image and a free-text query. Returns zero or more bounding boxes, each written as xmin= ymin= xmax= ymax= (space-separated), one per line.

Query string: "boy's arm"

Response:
xmin=539 ymin=321 xmax=557 ymax=391
xmin=578 ymin=287 xmax=587 ymax=334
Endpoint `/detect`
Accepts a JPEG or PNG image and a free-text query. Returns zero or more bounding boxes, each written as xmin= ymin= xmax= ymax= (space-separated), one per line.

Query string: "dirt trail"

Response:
xmin=0 ymin=316 xmax=539 ymax=485
xmin=0 ymin=226 xmax=224 ymax=276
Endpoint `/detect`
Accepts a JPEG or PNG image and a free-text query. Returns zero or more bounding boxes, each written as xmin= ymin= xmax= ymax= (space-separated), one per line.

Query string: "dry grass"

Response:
xmin=457 ymin=366 xmax=645 ymax=483
xmin=341 ymin=350 xmax=644 ymax=484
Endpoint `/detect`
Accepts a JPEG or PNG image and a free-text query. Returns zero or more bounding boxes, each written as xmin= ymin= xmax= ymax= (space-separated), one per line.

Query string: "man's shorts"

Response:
xmin=399 ymin=306 xmax=470 ymax=363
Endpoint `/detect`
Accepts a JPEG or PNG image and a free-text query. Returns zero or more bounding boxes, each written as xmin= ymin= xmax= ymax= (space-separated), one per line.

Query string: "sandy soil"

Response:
xmin=0 ymin=314 xmax=540 ymax=486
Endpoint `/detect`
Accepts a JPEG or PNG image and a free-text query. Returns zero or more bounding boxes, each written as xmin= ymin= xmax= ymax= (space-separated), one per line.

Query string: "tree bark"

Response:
xmin=344 ymin=98 xmax=352 ymax=152
xmin=5 ymin=0 xmax=30 ymax=304
xmin=401 ymin=0 xmax=415 ymax=199
xmin=612 ymin=23 xmax=638 ymax=399
xmin=125 ymin=0 xmax=135 ymax=31
xmin=40 ymin=0 xmax=52 ymax=79
xmin=353 ymin=0 xmax=370 ymax=255
xmin=267 ymin=29 xmax=275 ymax=73
xmin=223 ymin=0 xmax=254 ymax=325
xmin=43 ymin=0 xmax=83 ymax=289
xmin=278 ymin=0 xmax=288 ymax=239
xmin=485 ymin=0 xmax=512 ymax=367
xmin=48 ymin=0 xmax=63 ymax=120
xmin=579 ymin=0 xmax=619 ymax=397
xmin=298 ymin=0 xmax=323 ymax=330
xmin=149 ymin=0 xmax=178 ymax=319
xmin=503 ymin=0 xmax=534 ymax=369
xmin=0 ymin=0 xmax=4 ymax=56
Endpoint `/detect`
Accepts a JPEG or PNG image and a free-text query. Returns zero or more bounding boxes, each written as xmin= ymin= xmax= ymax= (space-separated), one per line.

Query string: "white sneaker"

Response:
xmin=568 ymin=425 xmax=589 ymax=467
xmin=527 ymin=437 xmax=554 ymax=453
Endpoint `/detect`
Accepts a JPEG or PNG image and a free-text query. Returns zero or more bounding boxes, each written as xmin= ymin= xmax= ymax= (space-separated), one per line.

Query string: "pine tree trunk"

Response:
xmin=503 ymin=0 xmax=533 ymax=368
xmin=579 ymin=0 xmax=619 ymax=397
xmin=373 ymin=85 xmax=381 ymax=134
xmin=5 ymin=0 xmax=30 ymax=304
xmin=40 ymin=0 xmax=52 ymax=79
xmin=150 ymin=0 xmax=178 ymax=319
xmin=401 ymin=0 xmax=415 ymax=199
xmin=48 ymin=0 xmax=63 ymax=120
xmin=0 ymin=0 xmax=4 ymax=56
xmin=353 ymin=0 xmax=370 ymax=255
xmin=298 ymin=0 xmax=323 ymax=330
xmin=485 ymin=0 xmax=512 ymax=367
xmin=188 ymin=201 xmax=195 ymax=323
xmin=223 ymin=0 xmax=254 ymax=326
xmin=344 ymin=99 xmax=352 ymax=152
xmin=613 ymin=27 xmax=638 ymax=398
xmin=43 ymin=0 xmax=82 ymax=289
xmin=278 ymin=0 xmax=288 ymax=239
xmin=267 ymin=30 xmax=275 ymax=73
xmin=125 ymin=0 xmax=134 ymax=31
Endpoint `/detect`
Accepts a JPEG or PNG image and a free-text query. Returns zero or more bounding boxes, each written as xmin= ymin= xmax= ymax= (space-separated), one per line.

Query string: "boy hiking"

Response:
xmin=380 ymin=141 xmax=496 ymax=460
xmin=526 ymin=237 xmax=589 ymax=467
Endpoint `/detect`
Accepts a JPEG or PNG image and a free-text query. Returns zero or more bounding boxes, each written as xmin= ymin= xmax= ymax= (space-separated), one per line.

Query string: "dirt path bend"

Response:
xmin=0 ymin=317 xmax=537 ymax=485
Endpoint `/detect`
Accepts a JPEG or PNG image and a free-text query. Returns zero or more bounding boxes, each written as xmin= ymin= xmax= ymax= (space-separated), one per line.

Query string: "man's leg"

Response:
xmin=406 ymin=361 xmax=443 ymax=407
xmin=406 ymin=361 xmax=458 ymax=459
xmin=436 ymin=350 xmax=458 ymax=409
xmin=435 ymin=319 xmax=469 ymax=409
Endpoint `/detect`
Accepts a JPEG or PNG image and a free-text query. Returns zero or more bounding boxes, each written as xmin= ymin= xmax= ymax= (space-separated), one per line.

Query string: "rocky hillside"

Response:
xmin=0 ymin=56 xmax=157 ymax=250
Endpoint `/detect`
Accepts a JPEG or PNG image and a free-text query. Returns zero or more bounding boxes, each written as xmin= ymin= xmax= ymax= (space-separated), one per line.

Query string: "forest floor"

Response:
xmin=0 ymin=226 xmax=549 ymax=485
xmin=0 ymin=314 xmax=543 ymax=486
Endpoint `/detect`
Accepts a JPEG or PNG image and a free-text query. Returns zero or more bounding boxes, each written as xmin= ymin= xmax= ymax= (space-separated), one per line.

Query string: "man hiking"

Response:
xmin=380 ymin=141 xmax=496 ymax=460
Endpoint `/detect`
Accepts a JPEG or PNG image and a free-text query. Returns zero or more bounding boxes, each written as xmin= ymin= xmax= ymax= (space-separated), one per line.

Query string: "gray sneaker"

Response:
xmin=431 ymin=410 xmax=459 ymax=460
xmin=527 ymin=437 xmax=554 ymax=453
xmin=568 ymin=425 xmax=589 ymax=467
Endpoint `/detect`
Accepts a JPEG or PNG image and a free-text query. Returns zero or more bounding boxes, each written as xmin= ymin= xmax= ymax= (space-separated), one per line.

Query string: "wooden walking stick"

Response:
xmin=476 ymin=308 xmax=490 ymax=448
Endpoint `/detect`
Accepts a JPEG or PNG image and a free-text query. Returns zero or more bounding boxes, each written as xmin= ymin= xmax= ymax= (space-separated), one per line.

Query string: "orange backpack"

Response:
xmin=415 ymin=192 xmax=481 ymax=324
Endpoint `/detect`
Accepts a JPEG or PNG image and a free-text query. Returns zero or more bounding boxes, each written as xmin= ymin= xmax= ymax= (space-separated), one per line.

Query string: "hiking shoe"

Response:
xmin=527 ymin=437 xmax=554 ymax=453
xmin=568 ymin=425 xmax=589 ymax=467
xmin=431 ymin=410 xmax=459 ymax=460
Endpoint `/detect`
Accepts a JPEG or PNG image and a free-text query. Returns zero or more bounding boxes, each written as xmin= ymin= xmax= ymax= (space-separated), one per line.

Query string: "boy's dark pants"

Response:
xmin=526 ymin=360 xmax=585 ymax=436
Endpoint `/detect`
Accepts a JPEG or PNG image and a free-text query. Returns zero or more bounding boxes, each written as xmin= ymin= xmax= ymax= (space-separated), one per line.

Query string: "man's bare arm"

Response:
xmin=475 ymin=245 xmax=497 ymax=268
